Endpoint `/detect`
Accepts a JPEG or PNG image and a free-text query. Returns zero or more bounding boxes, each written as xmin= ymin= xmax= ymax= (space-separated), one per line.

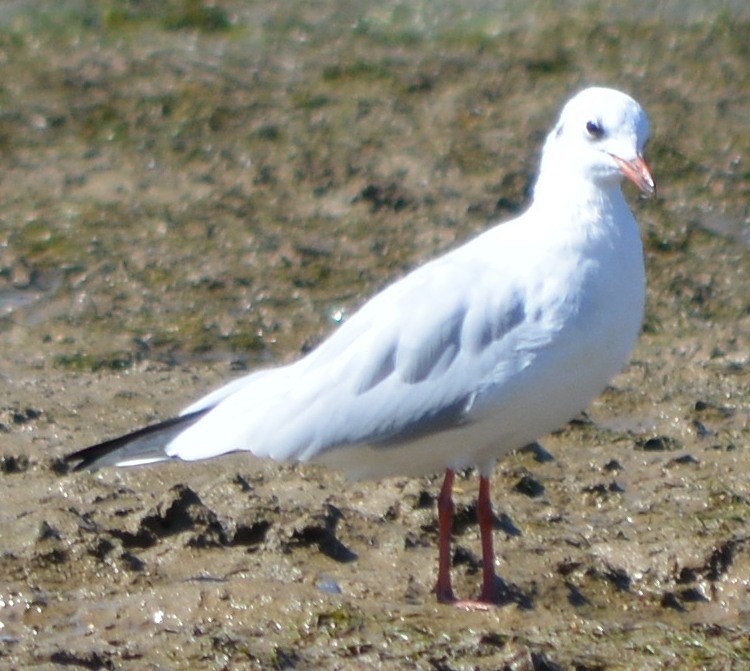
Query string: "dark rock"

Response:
xmin=667 ymin=453 xmax=700 ymax=467
xmin=289 ymin=504 xmax=357 ymax=562
xmin=660 ymin=591 xmax=686 ymax=611
xmin=1 ymin=454 xmax=30 ymax=474
xmin=514 ymin=474 xmax=545 ymax=498
xmin=603 ymin=459 xmax=623 ymax=472
xmin=635 ymin=435 xmax=681 ymax=451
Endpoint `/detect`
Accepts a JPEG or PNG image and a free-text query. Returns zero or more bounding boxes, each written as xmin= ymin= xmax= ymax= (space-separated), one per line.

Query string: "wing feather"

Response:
xmin=166 ymin=236 xmax=547 ymax=465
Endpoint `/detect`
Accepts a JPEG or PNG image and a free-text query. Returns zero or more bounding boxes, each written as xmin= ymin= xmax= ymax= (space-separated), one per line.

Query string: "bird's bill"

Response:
xmin=611 ymin=153 xmax=656 ymax=197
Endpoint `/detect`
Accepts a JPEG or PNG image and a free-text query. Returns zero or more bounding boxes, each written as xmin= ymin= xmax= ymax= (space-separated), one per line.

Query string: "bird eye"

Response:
xmin=586 ymin=120 xmax=604 ymax=139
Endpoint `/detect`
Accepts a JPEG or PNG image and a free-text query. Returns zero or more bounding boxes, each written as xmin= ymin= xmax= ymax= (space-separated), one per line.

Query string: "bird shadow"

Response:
xmin=453 ymin=545 xmax=535 ymax=609
xmin=490 ymin=575 xmax=536 ymax=610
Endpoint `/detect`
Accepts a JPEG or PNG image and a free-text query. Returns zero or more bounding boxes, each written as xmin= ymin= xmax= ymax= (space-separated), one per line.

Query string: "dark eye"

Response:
xmin=586 ymin=120 xmax=604 ymax=139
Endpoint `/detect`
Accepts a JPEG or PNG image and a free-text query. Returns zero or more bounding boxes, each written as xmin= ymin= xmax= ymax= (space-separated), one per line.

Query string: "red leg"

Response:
xmin=434 ymin=468 xmax=456 ymax=603
xmin=476 ymin=475 xmax=500 ymax=603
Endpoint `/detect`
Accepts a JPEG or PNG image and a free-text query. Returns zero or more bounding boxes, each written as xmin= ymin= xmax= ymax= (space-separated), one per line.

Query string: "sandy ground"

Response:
xmin=2 ymin=2 xmax=750 ymax=669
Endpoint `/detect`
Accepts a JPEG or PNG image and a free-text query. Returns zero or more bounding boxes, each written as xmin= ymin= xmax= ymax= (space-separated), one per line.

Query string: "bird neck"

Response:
xmin=530 ymin=172 xmax=629 ymax=235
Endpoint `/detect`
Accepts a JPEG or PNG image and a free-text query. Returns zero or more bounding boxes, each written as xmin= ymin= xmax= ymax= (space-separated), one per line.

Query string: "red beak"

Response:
xmin=611 ymin=153 xmax=656 ymax=198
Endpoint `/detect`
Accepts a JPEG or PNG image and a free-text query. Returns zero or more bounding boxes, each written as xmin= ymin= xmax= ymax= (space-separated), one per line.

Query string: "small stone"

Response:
xmin=514 ymin=474 xmax=545 ymax=498
xmin=635 ymin=435 xmax=681 ymax=451
xmin=520 ymin=441 xmax=555 ymax=462
xmin=667 ymin=454 xmax=700 ymax=467
xmin=603 ymin=458 xmax=623 ymax=472
xmin=661 ymin=591 xmax=686 ymax=611
xmin=1 ymin=454 xmax=30 ymax=473
xmin=315 ymin=575 xmax=342 ymax=595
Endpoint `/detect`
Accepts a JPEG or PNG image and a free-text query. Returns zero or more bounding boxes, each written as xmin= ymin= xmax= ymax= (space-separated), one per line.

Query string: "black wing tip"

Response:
xmin=65 ymin=444 xmax=114 ymax=472
xmin=64 ymin=449 xmax=98 ymax=472
xmin=65 ymin=408 xmax=210 ymax=472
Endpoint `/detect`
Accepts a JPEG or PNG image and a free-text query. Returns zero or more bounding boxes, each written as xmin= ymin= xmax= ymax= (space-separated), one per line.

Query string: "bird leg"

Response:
xmin=475 ymin=474 xmax=500 ymax=603
xmin=434 ymin=468 xmax=456 ymax=603
xmin=434 ymin=469 xmax=501 ymax=607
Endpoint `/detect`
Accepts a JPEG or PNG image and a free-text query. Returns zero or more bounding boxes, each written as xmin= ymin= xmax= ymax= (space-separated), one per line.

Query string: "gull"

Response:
xmin=67 ymin=86 xmax=655 ymax=607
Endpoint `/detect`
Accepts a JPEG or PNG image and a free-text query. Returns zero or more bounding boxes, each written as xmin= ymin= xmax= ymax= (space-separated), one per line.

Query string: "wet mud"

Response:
xmin=2 ymin=2 xmax=750 ymax=669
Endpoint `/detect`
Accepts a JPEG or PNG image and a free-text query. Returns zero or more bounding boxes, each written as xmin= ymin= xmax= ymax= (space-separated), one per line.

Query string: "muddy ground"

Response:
xmin=2 ymin=1 xmax=750 ymax=669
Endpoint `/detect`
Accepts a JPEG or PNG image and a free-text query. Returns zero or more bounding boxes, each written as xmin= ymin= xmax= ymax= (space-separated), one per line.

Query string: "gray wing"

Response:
xmin=164 ymin=250 xmax=541 ymax=464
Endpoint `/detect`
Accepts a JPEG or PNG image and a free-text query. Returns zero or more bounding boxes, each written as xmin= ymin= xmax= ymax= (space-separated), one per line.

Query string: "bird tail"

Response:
xmin=65 ymin=408 xmax=210 ymax=471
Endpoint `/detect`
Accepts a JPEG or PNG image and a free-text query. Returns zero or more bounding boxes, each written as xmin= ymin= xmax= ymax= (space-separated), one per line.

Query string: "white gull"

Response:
xmin=67 ymin=86 xmax=655 ymax=606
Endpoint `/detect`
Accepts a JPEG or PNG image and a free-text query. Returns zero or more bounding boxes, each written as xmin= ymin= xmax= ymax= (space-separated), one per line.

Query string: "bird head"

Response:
xmin=537 ymin=87 xmax=655 ymax=199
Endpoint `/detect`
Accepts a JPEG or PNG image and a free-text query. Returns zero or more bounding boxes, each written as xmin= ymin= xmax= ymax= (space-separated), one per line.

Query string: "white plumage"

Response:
xmin=69 ymin=86 xmax=655 ymax=605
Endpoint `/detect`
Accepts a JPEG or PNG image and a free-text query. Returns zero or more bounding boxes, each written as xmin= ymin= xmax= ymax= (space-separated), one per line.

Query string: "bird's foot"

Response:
xmin=450 ymin=598 xmax=494 ymax=612
xmin=435 ymin=584 xmax=457 ymax=605
xmin=435 ymin=585 xmax=500 ymax=610
xmin=476 ymin=580 xmax=502 ymax=605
